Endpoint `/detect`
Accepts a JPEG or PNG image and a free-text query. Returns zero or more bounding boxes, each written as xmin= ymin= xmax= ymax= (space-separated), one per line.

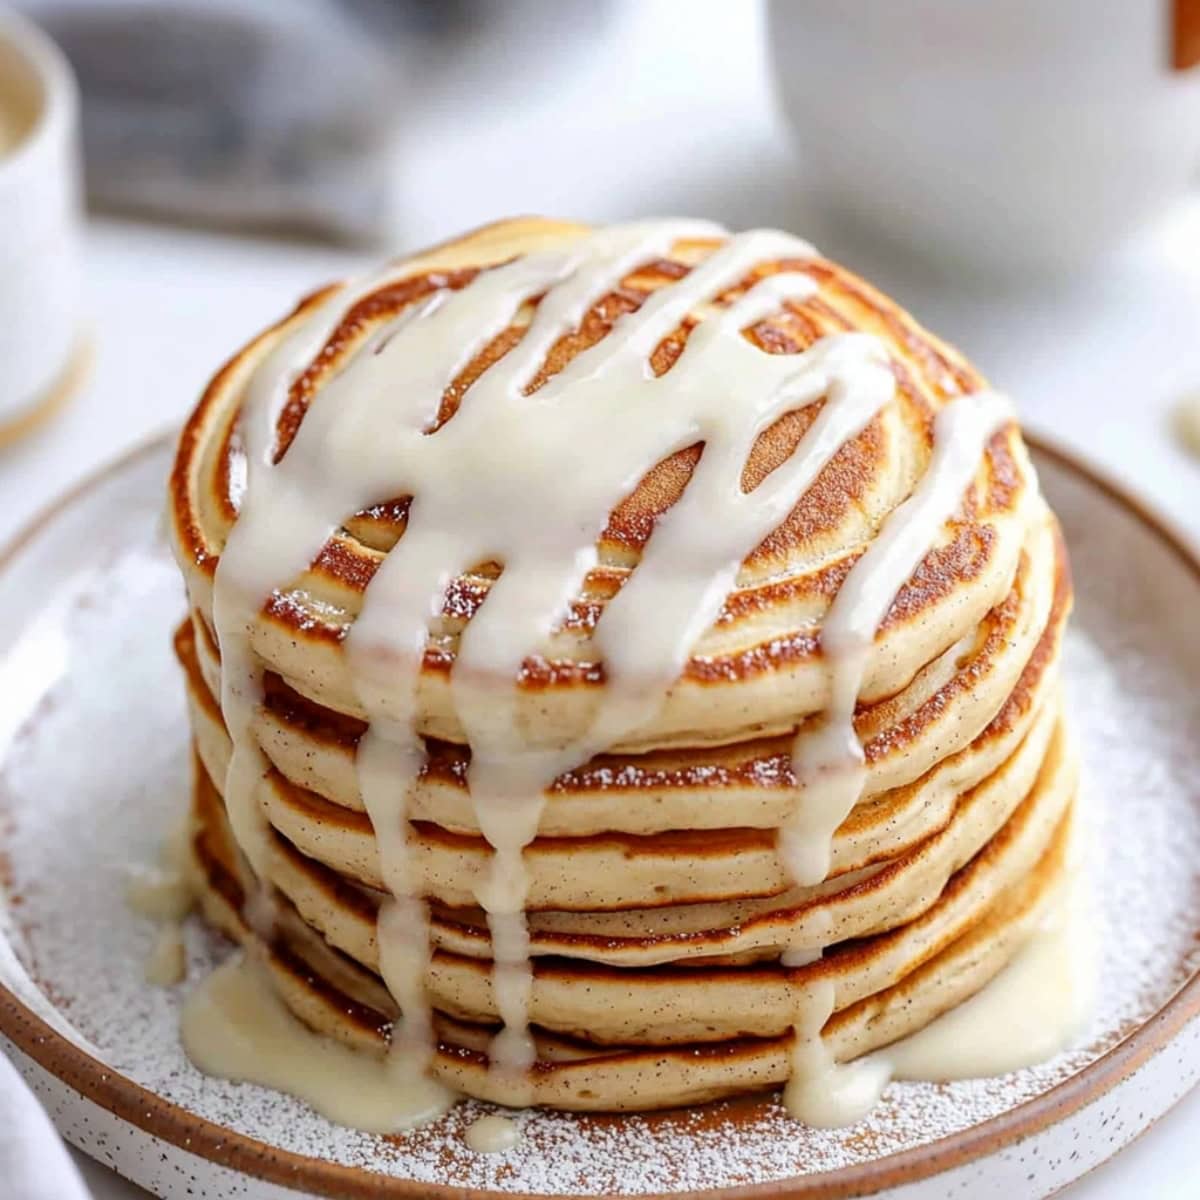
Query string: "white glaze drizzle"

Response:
xmin=127 ymin=819 xmax=196 ymax=987
xmin=784 ymin=974 xmax=892 ymax=1129
xmin=886 ymin=879 xmax=1093 ymax=1081
xmin=125 ymin=868 xmax=192 ymax=925
xmin=782 ymin=390 xmax=1016 ymax=889
xmin=780 ymin=390 xmax=1016 ymax=1124
xmin=787 ymin=803 xmax=1093 ymax=1128
xmin=206 ymin=219 xmax=1020 ymax=1118
xmin=464 ymin=1114 xmax=522 ymax=1154
xmin=144 ymin=925 xmax=187 ymax=987
xmin=181 ymin=952 xmax=452 ymax=1132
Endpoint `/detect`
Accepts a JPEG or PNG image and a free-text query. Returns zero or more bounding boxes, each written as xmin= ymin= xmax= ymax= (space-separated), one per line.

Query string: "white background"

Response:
xmin=1 ymin=2 xmax=1198 ymax=1197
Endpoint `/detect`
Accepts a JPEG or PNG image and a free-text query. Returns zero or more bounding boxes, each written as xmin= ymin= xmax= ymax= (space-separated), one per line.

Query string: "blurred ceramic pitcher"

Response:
xmin=768 ymin=0 xmax=1200 ymax=273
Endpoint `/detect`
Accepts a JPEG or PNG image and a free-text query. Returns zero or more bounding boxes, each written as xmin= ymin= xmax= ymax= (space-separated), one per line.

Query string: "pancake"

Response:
xmin=165 ymin=215 xmax=1081 ymax=1125
xmin=170 ymin=221 xmax=1037 ymax=755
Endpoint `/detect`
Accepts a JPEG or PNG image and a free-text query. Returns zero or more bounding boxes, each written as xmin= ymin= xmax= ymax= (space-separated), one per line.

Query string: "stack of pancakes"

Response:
xmin=168 ymin=218 xmax=1075 ymax=1112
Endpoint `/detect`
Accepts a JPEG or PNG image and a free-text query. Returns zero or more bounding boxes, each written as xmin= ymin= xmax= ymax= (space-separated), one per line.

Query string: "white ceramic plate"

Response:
xmin=0 ymin=436 xmax=1198 ymax=1200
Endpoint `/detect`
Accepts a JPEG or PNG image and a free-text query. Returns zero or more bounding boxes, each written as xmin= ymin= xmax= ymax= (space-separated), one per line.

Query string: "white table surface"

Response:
xmin=2 ymin=2 xmax=1199 ymax=1196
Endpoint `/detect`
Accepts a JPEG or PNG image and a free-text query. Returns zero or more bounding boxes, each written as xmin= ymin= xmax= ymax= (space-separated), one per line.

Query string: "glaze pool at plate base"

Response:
xmin=0 ymin=438 xmax=1199 ymax=1198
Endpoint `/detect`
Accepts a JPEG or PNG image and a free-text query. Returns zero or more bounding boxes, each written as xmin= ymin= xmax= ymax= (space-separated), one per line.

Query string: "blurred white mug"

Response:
xmin=768 ymin=0 xmax=1200 ymax=274
xmin=0 ymin=6 xmax=82 ymax=441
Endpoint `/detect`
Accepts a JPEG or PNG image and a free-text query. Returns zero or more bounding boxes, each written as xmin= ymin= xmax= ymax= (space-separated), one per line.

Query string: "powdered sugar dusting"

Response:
xmin=1 ymin=443 xmax=1199 ymax=1194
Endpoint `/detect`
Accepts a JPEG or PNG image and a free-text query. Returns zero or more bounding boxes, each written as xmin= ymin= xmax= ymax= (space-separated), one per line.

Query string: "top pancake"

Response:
xmin=169 ymin=217 xmax=1038 ymax=752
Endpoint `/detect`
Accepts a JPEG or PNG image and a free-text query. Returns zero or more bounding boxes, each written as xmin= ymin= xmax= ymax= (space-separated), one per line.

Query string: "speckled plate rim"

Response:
xmin=0 ymin=430 xmax=1197 ymax=1200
